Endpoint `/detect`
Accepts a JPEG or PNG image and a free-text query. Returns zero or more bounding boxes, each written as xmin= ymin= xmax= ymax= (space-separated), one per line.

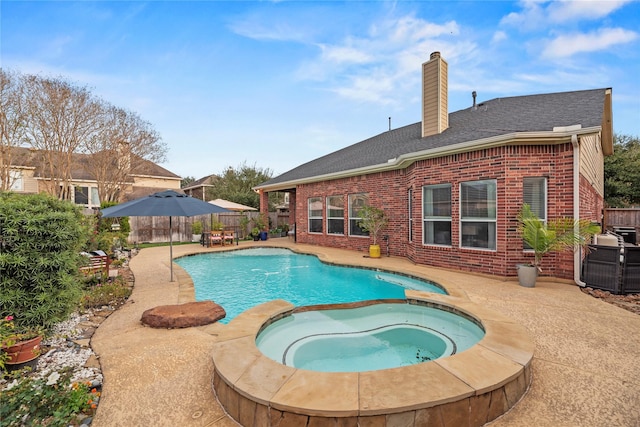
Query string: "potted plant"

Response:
xmin=517 ymin=204 xmax=600 ymax=287
xmin=191 ymin=220 xmax=203 ymax=242
xmin=281 ymin=224 xmax=289 ymax=237
xmin=1 ymin=315 xmax=44 ymax=371
xmin=357 ymin=205 xmax=389 ymax=258
xmin=251 ymin=227 xmax=261 ymax=241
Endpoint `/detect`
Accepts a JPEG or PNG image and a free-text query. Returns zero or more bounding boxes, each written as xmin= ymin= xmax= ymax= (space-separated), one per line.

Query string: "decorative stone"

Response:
xmin=140 ymin=300 xmax=225 ymax=329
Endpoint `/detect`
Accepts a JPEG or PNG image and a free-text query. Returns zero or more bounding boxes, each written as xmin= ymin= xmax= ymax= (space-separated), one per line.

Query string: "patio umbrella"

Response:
xmin=101 ymin=189 xmax=231 ymax=281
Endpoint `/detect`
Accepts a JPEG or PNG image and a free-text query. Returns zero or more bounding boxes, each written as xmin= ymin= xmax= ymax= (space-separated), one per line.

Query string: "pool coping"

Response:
xmin=211 ymin=291 xmax=534 ymax=424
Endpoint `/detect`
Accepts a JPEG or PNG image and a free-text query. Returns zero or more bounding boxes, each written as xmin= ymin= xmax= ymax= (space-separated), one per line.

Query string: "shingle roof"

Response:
xmin=259 ymin=88 xmax=608 ymax=188
xmin=8 ymin=146 xmax=180 ymax=180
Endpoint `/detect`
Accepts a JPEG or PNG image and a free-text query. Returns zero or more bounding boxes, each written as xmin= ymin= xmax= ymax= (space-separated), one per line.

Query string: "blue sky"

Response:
xmin=2 ymin=1 xmax=639 ymax=180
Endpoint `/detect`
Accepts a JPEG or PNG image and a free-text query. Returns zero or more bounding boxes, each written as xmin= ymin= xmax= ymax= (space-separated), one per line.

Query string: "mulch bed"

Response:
xmin=581 ymin=287 xmax=640 ymax=315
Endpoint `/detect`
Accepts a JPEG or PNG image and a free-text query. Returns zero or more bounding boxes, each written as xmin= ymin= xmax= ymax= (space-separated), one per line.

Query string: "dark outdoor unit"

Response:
xmin=622 ymin=246 xmax=640 ymax=294
xmin=613 ymin=226 xmax=637 ymax=245
xmin=583 ymin=244 xmax=640 ymax=295
xmin=582 ymin=245 xmax=623 ymax=294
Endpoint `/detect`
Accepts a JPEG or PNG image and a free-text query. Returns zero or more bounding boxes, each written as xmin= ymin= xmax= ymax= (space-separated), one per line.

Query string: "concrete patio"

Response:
xmin=90 ymin=240 xmax=640 ymax=426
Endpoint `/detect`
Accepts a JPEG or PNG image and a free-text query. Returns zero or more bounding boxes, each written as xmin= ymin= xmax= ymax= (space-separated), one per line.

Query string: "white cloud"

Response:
xmin=501 ymin=0 xmax=633 ymax=30
xmin=492 ymin=30 xmax=508 ymax=43
xmin=542 ymin=27 xmax=638 ymax=58
xmin=546 ymin=0 xmax=631 ymax=23
xmin=319 ymin=44 xmax=373 ymax=65
xmin=294 ymin=14 xmax=467 ymax=104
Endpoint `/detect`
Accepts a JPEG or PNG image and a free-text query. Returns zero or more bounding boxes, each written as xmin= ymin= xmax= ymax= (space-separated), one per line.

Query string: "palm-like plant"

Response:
xmin=357 ymin=205 xmax=388 ymax=246
xmin=518 ymin=204 xmax=601 ymax=272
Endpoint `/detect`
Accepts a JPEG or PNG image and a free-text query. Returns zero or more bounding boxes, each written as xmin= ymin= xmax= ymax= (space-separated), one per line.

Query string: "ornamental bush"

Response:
xmin=0 ymin=192 xmax=88 ymax=330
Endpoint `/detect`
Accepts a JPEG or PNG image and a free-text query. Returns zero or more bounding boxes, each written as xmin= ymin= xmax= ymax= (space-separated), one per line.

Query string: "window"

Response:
xmin=308 ymin=197 xmax=323 ymax=233
xmin=408 ymin=189 xmax=413 ymax=242
xmin=349 ymin=193 xmax=368 ymax=236
xmin=523 ymin=177 xmax=547 ymax=221
xmin=327 ymin=196 xmax=344 ymax=235
xmin=9 ymin=170 xmax=23 ymax=191
xmin=460 ymin=180 xmax=496 ymax=250
xmin=523 ymin=177 xmax=547 ymax=250
xmin=423 ymin=184 xmax=451 ymax=245
xmin=73 ymin=186 xmax=101 ymax=208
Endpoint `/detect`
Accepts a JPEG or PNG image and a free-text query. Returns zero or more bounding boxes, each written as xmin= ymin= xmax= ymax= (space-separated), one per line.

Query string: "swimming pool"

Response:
xmin=175 ymin=248 xmax=446 ymax=323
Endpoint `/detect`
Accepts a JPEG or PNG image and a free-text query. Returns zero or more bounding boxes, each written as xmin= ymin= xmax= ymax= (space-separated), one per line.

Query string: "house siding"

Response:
xmin=292 ymin=142 xmax=600 ymax=279
xmin=579 ymin=133 xmax=605 ymax=197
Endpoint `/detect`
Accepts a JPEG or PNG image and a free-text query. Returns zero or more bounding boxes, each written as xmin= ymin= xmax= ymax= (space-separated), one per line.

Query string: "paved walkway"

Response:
xmin=90 ymin=240 xmax=640 ymax=426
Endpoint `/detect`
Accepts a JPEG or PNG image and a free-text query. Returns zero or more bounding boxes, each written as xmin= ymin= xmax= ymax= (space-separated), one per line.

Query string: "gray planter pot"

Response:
xmin=517 ymin=264 xmax=538 ymax=288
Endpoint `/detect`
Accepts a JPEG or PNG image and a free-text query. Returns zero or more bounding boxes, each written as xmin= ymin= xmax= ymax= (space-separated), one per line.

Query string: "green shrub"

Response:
xmin=81 ymin=278 xmax=131 ymax=309
xmin=0 ymin=192 xmax=88 ymax=330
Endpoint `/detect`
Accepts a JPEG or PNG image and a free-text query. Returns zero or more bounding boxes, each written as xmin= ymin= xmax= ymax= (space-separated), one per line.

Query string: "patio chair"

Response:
xmin=223 ymin=230 xmax=234 ymax=245
xmin=210 ymin=231 xmax=223 ymax=246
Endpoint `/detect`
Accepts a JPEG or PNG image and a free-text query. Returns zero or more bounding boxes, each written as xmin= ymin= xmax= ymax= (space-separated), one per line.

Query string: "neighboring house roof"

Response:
xmin=7 ymin=146 xmax=180 ymax=181
xmin=257 ymin=88 xmax=611 ymax=191
xmin=182 ymin=174 xmax=218 ymax=191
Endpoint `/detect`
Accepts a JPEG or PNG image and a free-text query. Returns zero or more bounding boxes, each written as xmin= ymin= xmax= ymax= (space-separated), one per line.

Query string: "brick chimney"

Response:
xmin=422 ymin=52 xmax=448 ymax=137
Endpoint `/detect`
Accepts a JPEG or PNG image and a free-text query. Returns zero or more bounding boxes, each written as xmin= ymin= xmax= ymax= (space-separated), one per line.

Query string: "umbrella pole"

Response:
xmin=169 ymin=216 xmax=174 ymax=282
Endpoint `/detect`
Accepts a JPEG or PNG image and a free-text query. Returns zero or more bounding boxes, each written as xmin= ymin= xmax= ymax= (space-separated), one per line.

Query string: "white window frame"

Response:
xmin=308 ymin=197 xmax=323 ymax=233
xmin=348 ymin=193 xmax=368 ymax=237
xmin=460 ymin=179 xmax=497 ymax=250
xmin=423 ymin=184 xmax=452 ymax=246
xmin=73 ymin=185 xmax=101 ymax=209
xmin=326 ymin=195 xmax=344 ymax=235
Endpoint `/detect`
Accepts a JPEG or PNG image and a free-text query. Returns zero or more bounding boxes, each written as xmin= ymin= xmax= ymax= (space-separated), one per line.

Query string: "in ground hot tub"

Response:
xmin=211 ymin=293 xmax=534 ymax=427
xmin=256 ymin=303 xmax=484 ymax=372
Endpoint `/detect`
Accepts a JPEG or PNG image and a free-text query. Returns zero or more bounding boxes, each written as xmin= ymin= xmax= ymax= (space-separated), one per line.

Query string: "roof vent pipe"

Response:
xmin=472 ymin=91 xmax=477 ymax=110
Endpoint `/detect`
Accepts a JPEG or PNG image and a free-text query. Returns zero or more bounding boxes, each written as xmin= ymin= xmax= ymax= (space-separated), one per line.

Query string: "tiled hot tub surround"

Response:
xmin=211 ymin=292 xmax=534 ymax=427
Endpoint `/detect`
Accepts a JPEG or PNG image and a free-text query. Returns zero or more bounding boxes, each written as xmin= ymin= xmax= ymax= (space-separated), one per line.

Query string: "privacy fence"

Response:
xmin=127 ymin=212 xmax=290 ymax=244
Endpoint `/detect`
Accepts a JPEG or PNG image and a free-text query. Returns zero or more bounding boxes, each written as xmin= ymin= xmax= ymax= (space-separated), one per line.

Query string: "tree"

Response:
xmin=207 ymin=162 xmax=274 ymax=209
xmin=605 ymin=134 xmax=640 ymax=207
xmin=23 ymin=75 xmax=102 ymax=200
xmin=82 ymin=104 xmax=167 ymax=203
xmin=0 ymin=69 xmax=28 ymax=191
xmin=181 ymin=176 xmax=196 ymax=188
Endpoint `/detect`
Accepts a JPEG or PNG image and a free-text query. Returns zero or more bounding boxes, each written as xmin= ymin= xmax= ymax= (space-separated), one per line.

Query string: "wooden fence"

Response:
xmin=603 ymin=208 xmax=640 ymax=229
xmin=127 ymin=211 xmax=290 ymax=244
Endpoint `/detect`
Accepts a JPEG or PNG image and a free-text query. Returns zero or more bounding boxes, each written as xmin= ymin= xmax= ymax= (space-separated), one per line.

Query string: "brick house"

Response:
xmin=255 ymin=52 xmax=613 ymax=281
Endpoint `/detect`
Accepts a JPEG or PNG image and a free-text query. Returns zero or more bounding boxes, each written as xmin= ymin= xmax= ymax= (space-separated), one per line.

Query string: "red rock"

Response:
xmin=140 ymin=301 xmax=225 ymax=329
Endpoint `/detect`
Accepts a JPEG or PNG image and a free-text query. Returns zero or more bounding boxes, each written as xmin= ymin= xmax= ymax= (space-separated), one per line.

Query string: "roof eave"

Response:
xmin=254 ymin=127 xmax=603 ymax=192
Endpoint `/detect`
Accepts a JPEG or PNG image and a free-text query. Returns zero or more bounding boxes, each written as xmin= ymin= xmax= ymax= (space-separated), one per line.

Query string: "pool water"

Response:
xmin=256 ymin=303 xmax=485 ymax=372
xmin=175 ymin=248 xmax=446 ymax=323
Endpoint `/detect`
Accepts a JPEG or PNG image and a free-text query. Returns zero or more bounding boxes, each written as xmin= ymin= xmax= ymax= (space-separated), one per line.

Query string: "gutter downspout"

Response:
xmin=572 ymin=134 xmax=587 ymax=287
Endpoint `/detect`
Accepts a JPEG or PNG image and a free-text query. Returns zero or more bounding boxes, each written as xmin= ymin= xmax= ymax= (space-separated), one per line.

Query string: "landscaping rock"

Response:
xmin=140 ymin=301 xmax=225 ymax=329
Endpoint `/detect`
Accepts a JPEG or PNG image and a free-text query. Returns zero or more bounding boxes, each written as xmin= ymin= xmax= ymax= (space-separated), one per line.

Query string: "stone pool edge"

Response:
xmin=210 ymin=293 xmax=534 ymax=426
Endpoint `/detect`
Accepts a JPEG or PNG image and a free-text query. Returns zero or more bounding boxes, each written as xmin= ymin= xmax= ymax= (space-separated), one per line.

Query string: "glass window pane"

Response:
xmin=461 ymin=180 xmax=496 ymax=219
xmin=461 ymin=222 xmax=496 ymax=250
xmin=309 ymin=219 xmax=323 ymax=233
xmin=349 ymin=193 xmax=368 ymax=236
xmin=308 ymin=197 xmax=323 ymax=233
xmin=523 ymin=177 xmax=546 ymax=221
xmin=327 ymin=195 xmax=344 ymax=235
xmin=74 ymin=186 xmax=89 ymax=205
xmin=423 ymin=184 xmax=451 ymax=245
xmin=460 ymin=180 xmax=496 ymax=250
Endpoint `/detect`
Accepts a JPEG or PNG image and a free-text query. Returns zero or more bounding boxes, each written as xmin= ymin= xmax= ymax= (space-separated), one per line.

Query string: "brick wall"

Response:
xmin=291 ymin=142 xmax=602 ymax=279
